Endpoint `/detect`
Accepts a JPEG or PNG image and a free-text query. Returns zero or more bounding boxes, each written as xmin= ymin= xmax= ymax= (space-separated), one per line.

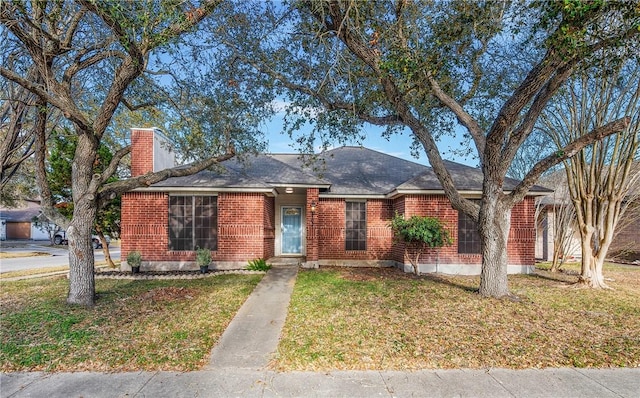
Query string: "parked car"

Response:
xmin=53 ymin=231 xmax=110 ymax=249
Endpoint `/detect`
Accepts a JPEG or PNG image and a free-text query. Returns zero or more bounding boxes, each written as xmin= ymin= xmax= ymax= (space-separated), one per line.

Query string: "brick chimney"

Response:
xmin=130 ymin=128 xmax=175 ymax=177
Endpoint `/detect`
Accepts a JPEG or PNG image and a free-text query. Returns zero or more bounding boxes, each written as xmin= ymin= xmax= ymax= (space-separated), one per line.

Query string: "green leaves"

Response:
xmin=390 ymin=212 xmax=452 ymax=248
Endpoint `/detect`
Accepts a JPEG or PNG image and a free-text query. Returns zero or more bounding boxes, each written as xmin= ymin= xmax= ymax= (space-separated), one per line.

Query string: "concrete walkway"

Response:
xmin=2 ymin=266 xmax=640 ymax=397
xmin=208 ymin=265 xmax=298 ymax=369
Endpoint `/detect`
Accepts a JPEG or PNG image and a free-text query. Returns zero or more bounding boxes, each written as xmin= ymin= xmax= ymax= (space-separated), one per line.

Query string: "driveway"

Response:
xmin=0 ymin=240 xmax=120 ymax=273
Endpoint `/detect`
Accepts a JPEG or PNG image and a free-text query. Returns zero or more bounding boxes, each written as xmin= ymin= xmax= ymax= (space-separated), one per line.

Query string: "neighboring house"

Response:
xmin=121 ymin=128 xmax=549 ymax=274
xmin=534 ymin=194 xmax=582 ymax=262
xmin=535 ymin=169 xmax=640 ymax=264
xmin=0 ymin=200 xmax=51 ymax=240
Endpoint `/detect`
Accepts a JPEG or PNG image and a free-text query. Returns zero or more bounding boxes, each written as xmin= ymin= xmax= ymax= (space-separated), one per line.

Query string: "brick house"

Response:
xmin=121 ymin=128 xmax=547 ymax=274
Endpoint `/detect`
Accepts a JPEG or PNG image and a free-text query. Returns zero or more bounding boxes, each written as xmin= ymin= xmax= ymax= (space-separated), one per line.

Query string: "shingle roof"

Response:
xmin=0 ymin=201 xmax=42 ymax=222
xmin=151 ymin=146 xmax=549 ymax=196
xmin=153 ymin=154 xmax=328 ymax=189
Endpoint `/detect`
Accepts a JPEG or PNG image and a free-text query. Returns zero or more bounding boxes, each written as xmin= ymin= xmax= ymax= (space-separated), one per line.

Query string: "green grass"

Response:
xmin=0 ymin=274 xmax=262 ymax=372
xmin=275 ymin=265 xmax=640 ymax=371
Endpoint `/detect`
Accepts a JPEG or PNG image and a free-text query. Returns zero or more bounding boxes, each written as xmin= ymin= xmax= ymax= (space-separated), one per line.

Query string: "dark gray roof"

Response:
xmin=307 ymin=147 xmax=429 ymax=195
xmin=152 ymin=146 xmax=549 ymax=196
xmin=397 ymin=160 xmax=550 ymax=193
xmin=154 ymin=154 xmax=327 ymax=189
xmin=0 ymin=201 xmax=41 ymax=222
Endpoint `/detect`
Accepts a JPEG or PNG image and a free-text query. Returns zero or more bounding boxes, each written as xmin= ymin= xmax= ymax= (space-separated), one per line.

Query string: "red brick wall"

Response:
xmin=390 ymin=195 xmax=536 ymax=267
xmin=263 ymin=196 xmax=275 ymax=259
xmin=609 ymin=202 xmax=640 ymax=257
xmin=306 ymin=189 xmax=320 ymax=261
xmin=121 ymin=192 xmax=169 ymax=261
xmin=131 ymin=129 xmax=154 ymax=177
xmin=507 ymin=197 xmax=536 ymax=265
xmin=216 ymin=192 xmax=267 ymax=261
xmin=122 ymin=191 xmax=271 ymax=264
xmin=376 ymin=195 xmax=535 ymax=265
xmin=122 ymin=190 xmax=537 ymax=268
xmin=316 ymin=198 xmax=394 ymax=260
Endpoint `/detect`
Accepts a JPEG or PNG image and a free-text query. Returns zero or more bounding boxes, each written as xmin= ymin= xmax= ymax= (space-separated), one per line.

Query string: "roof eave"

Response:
xmin=131 ymin=186 xmax=279 ymax=197
xmin=387 ymin=189 xmax=551 ymax=199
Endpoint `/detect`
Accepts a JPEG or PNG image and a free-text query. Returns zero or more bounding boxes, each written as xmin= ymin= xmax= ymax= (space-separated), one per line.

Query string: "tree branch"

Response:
xmin=98 ymin=147 xmax=236 ymax=201
xmin=121 ymin=98 xmax=157 ymax=111
xmin=100 ymin=145 xmax=131 ymax=185
xmin=425 ymin=71 xmax=485 ymax=162
xmin=33 ymin=100 xmax=69 ymax=229
xmin=144 ymin=0 xmax=224 ymax=51
xmin=508 ymin=117 xmax=631 ymax=205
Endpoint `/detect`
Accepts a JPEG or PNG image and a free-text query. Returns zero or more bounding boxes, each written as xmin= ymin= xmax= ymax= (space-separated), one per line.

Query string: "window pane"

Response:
xmin=345 ymin=202 xmax=366 ymax=251
xmin=169 ymin=196 xmax=217 ymax=251
xmin=458 ymin=210 xmax=481 ymax=254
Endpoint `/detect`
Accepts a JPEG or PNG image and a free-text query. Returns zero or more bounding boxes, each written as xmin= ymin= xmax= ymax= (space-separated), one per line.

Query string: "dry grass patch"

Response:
xmin=275 ymin=265 xmax=640 ymax=371
xmin=0 ymin=251 xmax=52 ymax=259
xmin=1 ymin=274 xmax=262 ymax=372
xmin=0 ymin=267 xmax=70 ymax=279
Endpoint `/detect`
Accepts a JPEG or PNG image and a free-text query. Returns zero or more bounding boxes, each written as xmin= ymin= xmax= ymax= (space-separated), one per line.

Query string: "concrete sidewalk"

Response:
xmin=2 ymin=367 xmax=639 ymax=397
xmin=2 ymin=266 xmax=640 ymax=397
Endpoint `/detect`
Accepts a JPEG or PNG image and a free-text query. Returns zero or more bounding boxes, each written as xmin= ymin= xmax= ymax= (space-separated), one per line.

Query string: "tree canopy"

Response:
xmin=0 ymin=0 xmax=274 ymax=306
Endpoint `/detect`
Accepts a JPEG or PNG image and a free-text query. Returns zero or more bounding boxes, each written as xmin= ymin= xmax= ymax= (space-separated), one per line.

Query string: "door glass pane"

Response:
xmin=282 ymin=207 xmax=302 ymax=254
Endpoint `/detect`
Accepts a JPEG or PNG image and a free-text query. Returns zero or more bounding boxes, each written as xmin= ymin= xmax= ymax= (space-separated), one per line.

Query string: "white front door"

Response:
xmin=281 ymin=206 xmax=303 ymax=254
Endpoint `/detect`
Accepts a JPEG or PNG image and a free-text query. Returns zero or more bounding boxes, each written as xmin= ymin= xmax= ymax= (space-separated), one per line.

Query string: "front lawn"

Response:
xmin=275 ymin=264 xmax=640 ymax=370
xmin=0 ymin=274 xmax=262 ymax=372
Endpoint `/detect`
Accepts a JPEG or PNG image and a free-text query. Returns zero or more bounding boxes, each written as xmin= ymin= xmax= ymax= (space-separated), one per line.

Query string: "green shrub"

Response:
xmin=390 ymin=212 xmax=452 ymax=247
xmin=247 ymin=258 xmax=271 ymax=271
xmin=126 ymin=250 xmax=142 ymax=267
xmin=390 ymin=212 xmax=452 ymax=274
xmin=195 ymin=247 xmax=212 ymax=266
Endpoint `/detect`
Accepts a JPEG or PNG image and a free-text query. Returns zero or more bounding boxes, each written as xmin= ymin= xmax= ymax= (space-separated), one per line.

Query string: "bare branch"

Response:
xmin=100 ymin=145 xmax=131 ymax=185
xmin=425 ymin=71 xmax=485 ymax=161
xmin=509 ymin=117 xmax=631 ymax=205
xmin=98 ymin=147 xmax=236 ymax=201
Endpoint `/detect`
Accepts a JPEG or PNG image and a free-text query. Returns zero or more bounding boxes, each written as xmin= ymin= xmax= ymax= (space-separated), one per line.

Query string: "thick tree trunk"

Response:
xmin=577 ymin=229 xmax=610 ymax=289
xmin=478 ymin=194 xmax=512 ymax=298
xmin=66 ymin=205 xmax=97 ymax=306
xmin=67 ymin=133 xmax=99 ymax=306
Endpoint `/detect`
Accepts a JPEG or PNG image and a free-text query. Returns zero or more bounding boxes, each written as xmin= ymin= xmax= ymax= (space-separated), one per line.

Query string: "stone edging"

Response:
xmin=94 ymin=270 xmax=266 ymax=280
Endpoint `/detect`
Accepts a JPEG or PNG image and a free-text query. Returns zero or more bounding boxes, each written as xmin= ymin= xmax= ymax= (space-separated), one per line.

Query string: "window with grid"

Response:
xmin=457 ymin=209 xmax=481 ymax=254
xmin=345 ymin=201 xmax=366 ymax=251
xmin=169 ymin=196 xmax=217 ymax=251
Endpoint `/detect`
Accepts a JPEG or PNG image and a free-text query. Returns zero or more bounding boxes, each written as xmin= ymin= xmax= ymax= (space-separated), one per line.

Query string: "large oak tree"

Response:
xmin=216 ymin=0 xmax=638 ymax=298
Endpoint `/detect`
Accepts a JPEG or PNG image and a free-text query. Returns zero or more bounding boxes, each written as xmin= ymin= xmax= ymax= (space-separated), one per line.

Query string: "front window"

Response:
xmin=169 ymin=195 xmax=217 ymax=251
xmin=457 ymin=209 xmax=481 ymax=254
xmin=345 ymin=201 xmax=366 ymax=251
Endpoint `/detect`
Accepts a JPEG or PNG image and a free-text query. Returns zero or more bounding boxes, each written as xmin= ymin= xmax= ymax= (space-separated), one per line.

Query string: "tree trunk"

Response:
xmin=578 ymin=253 xmax=608 ymax=288
xmin=97 ymin=230 xmax=115 ymax=268
xmin=66 ymin=205 xmax=97 ymax=306
xmin=67 ymin=133 xmax=99 ymax=306
xmin=577 ymin=229 xmax=610 ymax=289
xmin=478 ymin=193 xmax=512 ymax=298
xmin=550 ymin=252 xmax=562 ymax=272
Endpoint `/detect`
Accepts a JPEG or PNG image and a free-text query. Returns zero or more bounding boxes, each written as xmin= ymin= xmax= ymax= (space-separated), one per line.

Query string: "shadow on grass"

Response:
xmin=420 ymin=273 xmax=479 ymax=294
xmin=528 ymin=268 xmax=578 ymax=284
